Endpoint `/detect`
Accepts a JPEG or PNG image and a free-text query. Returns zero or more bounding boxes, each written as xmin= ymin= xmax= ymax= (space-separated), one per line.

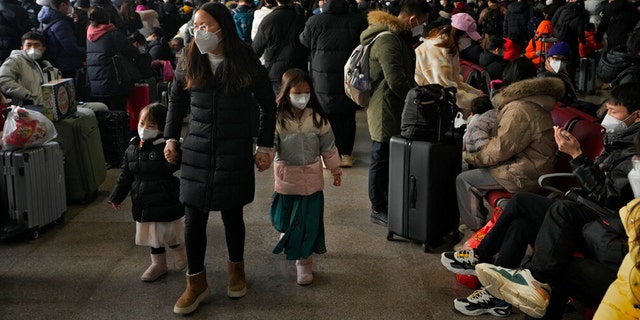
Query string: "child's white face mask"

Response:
xmin=138 ymin=127 xmax=158 ymax=141
xmin=289 ymin=93 xmax=310 ymax=110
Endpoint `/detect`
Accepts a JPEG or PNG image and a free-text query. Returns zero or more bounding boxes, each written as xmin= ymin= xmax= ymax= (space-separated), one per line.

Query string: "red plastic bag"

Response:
xmin=2 ymin=106 xmax=57 ymax=150
xmin=162 ymin=60 xmax=174 ymax=82
xmin=455 ymin=206 xmax=504 ymax=289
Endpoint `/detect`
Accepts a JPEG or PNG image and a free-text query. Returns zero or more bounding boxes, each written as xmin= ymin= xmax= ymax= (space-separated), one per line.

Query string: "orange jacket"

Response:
xmin=579 ymin=31 xmax=605 ymax=58
xmin=525 ymin=20 xmax=554 ymax=68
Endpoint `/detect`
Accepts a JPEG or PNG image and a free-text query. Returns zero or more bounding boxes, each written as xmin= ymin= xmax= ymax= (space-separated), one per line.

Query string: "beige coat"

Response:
xmin=476 ymin=77 xmax=564 ymax=193
xmin=593 ymin=198 xmax=640 ymax=319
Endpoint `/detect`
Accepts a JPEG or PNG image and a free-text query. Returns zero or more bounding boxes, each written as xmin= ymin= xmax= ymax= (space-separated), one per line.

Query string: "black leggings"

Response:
xmin=185 ymin=205 xmax=245 ymax=274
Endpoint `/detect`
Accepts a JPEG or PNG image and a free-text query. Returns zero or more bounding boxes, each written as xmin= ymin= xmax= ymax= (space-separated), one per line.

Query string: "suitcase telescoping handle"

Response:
xmin=409 ymin=175 xmax=417 ymax=209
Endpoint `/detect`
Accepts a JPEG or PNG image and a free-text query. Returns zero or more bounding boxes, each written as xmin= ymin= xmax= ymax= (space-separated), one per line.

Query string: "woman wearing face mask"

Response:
xmin=537 ymin=41 xmax=577 ymax=105
xmin=415 ymin=13 xmax=484 ymax=110
xmin=270 ymin=68 xmax=342 ymax=286
xmin=162 ymin=2 xmax=276 ymax=315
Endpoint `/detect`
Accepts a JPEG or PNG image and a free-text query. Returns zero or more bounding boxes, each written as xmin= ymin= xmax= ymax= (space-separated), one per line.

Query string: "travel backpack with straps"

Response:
xmin=344 ymin=31 xmax=393 ymax=108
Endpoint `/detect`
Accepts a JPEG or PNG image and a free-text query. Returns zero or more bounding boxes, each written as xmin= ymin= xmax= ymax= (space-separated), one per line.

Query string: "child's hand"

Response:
xmin=255 ymin=151 xmax=271 ymax=172
xmin=333 ymin=174 xmax=341 ymax=186
xmin=108 ymin=201 xmax=121 ymax=211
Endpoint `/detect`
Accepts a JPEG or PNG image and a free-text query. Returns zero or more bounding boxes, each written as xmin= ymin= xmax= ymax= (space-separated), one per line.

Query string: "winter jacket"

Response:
xmin=598 ymin=45 xmax=640 ymax=85
xmin=478 ymin=77 xmax=564 ymax=193
xmin=551 ymin=2 xmax=588 ymax=46
xmin=164 ymin=51 xmax=277 ymax=212
xmin=273 ymin=108 xmax=341 ymax=195
xmin=37 ymin=6 xmax=85 ymax=73
xmin=525 ymin=20 xmax=554 ymax=68
xmin=479 ymin=51 xmax=508 ymax=80
xmin=503 ymin=0 xmax=532 ymax=46
xmin=0 ymin=50 xmax=60 ymax=105
xmin=0 ymin=0 xmax=33 ymax=62
xmin=121 ymin=11 xmax=143 ymax=37
xmin=252 ymin=5 xmax=309 ymax=83
xmin=86 ymin=23 xmax=139 ymax=97
xmin=464 ymin=108 xmax=498 ymax=153
xmin=147 ymin=37 xmax=172 ymax=62
xmin=570 ymin=123 xmax=640 ymax=210
xmin=596 ymin=0 xmax=640 ymax=51
xmin=415 ymin=30 xmax=482 ymax=110
xmin=251 ymin=6 xmax=273 ymax=41
xmin=593 ymin=198 xmax=640 ymax=320
xmin=109 ymin=137 xmax=184 ymax=223
xmin=137 ymin=9 xmax=160 ymax=38
xmin=579 ymin=30 xmax=604 ymax=58
xmin=361 ymin=10 xmax=415 ymax=142
xmin=503 ymin=36 xmax=521 ymax=61
xmin=299 ymin=0 xmax=367 ymax=114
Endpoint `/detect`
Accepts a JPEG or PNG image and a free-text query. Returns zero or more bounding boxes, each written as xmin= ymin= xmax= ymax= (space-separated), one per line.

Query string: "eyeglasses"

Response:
xmin=188 ymin=24 xmax=209 ymax=36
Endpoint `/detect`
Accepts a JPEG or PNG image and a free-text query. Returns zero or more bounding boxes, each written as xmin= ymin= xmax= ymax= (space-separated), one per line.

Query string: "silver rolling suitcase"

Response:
xmin=0 ymin=142 xmax=66 ymax=239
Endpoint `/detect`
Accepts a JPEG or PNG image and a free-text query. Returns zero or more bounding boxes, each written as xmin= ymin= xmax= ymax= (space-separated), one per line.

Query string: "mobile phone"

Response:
xmin=560 ymin=131 xmax=570 ymax=141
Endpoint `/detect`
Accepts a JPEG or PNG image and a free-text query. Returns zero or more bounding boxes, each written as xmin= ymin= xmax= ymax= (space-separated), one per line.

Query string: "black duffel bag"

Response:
xmin=401 ymin=84 xmax=457 ymax=142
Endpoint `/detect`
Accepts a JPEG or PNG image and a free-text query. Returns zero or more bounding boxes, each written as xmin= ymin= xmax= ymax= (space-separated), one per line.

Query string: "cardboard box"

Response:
xmin=41 ymin=78 xmax=76 ymax=121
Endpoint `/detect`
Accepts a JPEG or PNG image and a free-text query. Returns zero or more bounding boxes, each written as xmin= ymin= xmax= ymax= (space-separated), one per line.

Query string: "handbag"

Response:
xmin=112 ymin=54 xmax=142 ymax=86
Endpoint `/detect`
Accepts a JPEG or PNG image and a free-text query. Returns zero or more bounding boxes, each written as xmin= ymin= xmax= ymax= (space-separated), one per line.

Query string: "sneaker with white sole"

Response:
xmin=475 ymin=263 xmax=551 ymax=319
xmin=440 ymin=248 xmax=479 ymax=275
xmin=454 ymin=287 xmax=512 ymax=317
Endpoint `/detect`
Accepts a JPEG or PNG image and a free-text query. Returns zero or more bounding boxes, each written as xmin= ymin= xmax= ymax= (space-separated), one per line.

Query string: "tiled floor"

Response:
xmin=0 ymin=97 xmax=599 ymax=319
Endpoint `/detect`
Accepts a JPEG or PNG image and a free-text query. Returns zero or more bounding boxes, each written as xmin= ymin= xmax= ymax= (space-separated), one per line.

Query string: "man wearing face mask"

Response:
xmin=537 ymin=41 xmax=577 ymax=105
xmin=37 ymin=0 xmax=85 ymax=80
xmin=361 ymin=0 xmax=430 ymax=226
xmin=0 ymin=31 xmax=60 ymax=106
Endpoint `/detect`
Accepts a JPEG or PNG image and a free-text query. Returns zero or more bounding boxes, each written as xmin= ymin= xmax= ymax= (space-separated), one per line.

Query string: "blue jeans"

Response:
xmin=368 ymin=141 xmax=389 ymax=212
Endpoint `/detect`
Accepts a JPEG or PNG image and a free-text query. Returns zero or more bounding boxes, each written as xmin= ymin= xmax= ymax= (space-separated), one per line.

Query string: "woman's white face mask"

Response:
xmin=289 ymin=93 xmax=310 ymax=110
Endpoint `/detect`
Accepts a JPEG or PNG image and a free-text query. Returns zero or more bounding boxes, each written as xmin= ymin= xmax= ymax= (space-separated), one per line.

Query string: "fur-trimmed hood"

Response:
xmin=492 ymin=77 xmax=565 ymax=111
xmin=361 ymin=10 xmax=410 ymax=45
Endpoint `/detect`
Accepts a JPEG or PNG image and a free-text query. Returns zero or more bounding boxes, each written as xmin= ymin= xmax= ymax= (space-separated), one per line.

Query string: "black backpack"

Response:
xmin=483 ymin=8 xmax=504 ymax=36
xmin=401 ymin=84 xmax=458 ymax=142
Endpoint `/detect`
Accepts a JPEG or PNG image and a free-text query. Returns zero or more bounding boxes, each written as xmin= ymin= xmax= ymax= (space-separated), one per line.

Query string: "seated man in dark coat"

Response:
xmin=479 ymin=35 xmax=508 ymax=80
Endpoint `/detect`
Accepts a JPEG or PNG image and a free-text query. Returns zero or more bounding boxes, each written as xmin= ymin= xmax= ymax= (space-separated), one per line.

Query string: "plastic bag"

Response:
xmin=2 ymin=106 xmax=57 ymax=150
xmin=162 ymin=60 xmax=174 ymax=82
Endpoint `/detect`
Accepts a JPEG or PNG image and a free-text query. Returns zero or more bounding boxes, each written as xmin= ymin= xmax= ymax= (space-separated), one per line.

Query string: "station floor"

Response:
xmin=1 ymin=91 xmax=607 ymax=319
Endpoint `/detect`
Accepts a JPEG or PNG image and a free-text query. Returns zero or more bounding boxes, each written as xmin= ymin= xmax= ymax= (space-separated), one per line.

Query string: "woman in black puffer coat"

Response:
xmin=163 ymin=3 xmax=276 ymax=315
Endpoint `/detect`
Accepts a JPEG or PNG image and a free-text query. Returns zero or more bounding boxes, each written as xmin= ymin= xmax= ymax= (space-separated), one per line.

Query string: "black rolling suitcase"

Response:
xmin=387 ymin=84 xmax=461 ymax=251
xmin=95 ymin=110 xmax=130 ymax=168
xmin=578 ymin=57 xmax=596 ymax=93
xmin=387 ymin=136 xmax=461 ymax=251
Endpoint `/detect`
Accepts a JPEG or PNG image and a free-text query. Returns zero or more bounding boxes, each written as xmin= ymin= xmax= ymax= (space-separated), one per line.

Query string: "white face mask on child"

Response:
xmin=289 ymin=93 xmax=310 ymax=110
xmin=138 ymin=127 xmax=158 ymax=141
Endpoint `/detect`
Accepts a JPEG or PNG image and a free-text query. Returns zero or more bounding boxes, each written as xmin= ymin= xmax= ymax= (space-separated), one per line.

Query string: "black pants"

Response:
xmin=368 ymin=140 xmax=389 ymax=212
xmin=477 ymin=193 xmax=554 ymax=268
xmin=525 ymin=200 xmax=616 ymax=319
xmin=327 ymin=112 xmax=356 ymax=156
xmin=185 ymin=205 xmax=245 ymax=274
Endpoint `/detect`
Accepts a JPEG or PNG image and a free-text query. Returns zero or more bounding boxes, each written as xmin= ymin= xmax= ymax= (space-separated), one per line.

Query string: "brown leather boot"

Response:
xmin=173 ymin=270 xmax=209 ymax=314
xmin=227 ymin=261 xmax=247 ymax=298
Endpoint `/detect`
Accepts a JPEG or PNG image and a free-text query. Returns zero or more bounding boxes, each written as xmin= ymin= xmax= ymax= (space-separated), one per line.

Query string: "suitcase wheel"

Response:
xmin=30 ymin=228 xmax=40 ymax=240
xmin=422 ymin=243 xmax=430 ymax=253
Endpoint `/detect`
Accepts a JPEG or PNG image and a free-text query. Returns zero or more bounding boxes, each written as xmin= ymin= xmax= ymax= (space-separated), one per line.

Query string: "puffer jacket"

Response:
xmin=37 ymin=6 xmax=85 ymax=73
xmin=86 ymin=23 xmax=139 ymax=97
xmin=0 ymin=50 xmax=60 ymax=105
xmin=503 ymin=0 xmax=532 ymax=45
xmin=593 ymin=198 xmax=640 ymax=319
xmin=0 ymin=0 xmax=33 ymax=62
xmin=164 ymin=50 xmax=276 ymax=212
xmin=415 ymin=30 xmax=483 ymax=109
xmin=596 ymin=0 xmax=640 ymax=51
xmin=362 ymin=10 xmax=416 ymax=142
xmin=252 ymin=5 xmax=308 ymax=83
xmin=579 ymin=30 xmax=604 ymax=58
xmin=524 ymin=20 xmax=554 ymax=68
xmin=571 ymin=123 xmax=640 ymax=210
xmin=273 ymin=108 xmax=341 ymax=195
xmin=477 ymin=77 xmax=564 ymax=193
xmin=109 ymin=137 xmax=184 ymax=222
xmin=464 ymin=108 xmax=498 ymax=153
xmin=299 ymin=0 xmax=367 ymax=114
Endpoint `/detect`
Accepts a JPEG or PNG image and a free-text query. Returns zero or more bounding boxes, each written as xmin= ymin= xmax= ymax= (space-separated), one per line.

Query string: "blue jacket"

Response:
xmin=38 ymin=6 xmax=85 ymax=73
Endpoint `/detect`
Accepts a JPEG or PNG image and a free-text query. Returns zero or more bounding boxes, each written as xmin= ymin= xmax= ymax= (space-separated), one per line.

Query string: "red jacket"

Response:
xmin=503 ymin=37 xmax=521 ymax=61
xmin=579 ymin=30 xmax=604 ymax=58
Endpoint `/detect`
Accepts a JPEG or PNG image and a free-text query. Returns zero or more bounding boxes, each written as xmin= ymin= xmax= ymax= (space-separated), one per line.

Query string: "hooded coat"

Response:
xmin=524 ymin=20 xmax=554 ymax=68
xmin=415 ymin=28 xmax=483 ymax=110
xmin=37 ymin=5 xmax=85 ymax=73
xmin=86 ymin=23 xmax=139 ymax=97
xmin=477 ymin=77 xmax=564 ymax=193
xmin=164 ymin=51 xmax=277 ymax=212
xmin=360 ymin=10 xmax=415 ymax=142
xmin=299 ymin=0 xmax=367 ymax=114
xmin=503 ymin=0 xmax=532 ymax=45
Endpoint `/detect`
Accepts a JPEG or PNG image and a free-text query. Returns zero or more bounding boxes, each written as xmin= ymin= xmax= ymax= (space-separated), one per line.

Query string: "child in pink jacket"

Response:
xmin=270 ymin=68 xmax=342 ymax=286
